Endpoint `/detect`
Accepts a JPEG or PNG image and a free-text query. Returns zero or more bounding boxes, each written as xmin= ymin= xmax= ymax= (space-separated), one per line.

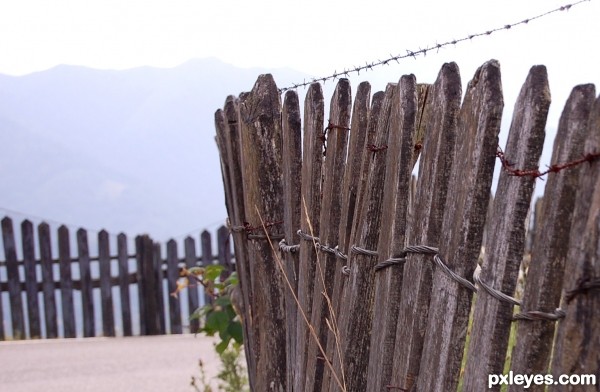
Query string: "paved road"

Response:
xmin=0 ymin=335 xmax=221 ymax=392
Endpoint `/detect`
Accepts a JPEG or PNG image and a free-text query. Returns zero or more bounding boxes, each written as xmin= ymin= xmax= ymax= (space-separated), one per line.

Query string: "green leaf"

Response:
xmin=227 ymin=321 xmax=244 ymax=344
xmin=215 ymin=336 xmax=231 ymax=354
xmin=214 ymin=296 xmax=231 ymax=308
xmin=205 ymin=310 xmax=229 ymax=333
xmin=204 ymin=265 xmax=225 ymax=281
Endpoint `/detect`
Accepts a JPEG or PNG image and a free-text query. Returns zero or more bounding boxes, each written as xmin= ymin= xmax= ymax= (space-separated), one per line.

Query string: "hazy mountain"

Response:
xmin=0 ymin=58 xmax=310 ymax=240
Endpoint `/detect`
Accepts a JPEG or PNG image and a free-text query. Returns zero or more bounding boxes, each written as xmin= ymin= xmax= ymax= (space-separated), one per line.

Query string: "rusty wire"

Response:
xmin=278 ymin=0 xmax=590 ymax=92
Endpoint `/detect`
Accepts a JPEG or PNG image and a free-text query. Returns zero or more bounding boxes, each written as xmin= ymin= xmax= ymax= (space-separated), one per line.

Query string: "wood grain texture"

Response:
xmin=417 ymin=59 xmax=503 ymax=391
xmin=294 ymin=82 xmax=324 ymax=392
xmin=239 ymin=74 xmax=287 ymax=392
xmin=462 ymin=65 xmax=550 ymax=391
xmin=304 ymin=79 xmax=351 ymax=392
xmin=366 ymin=75 xmax=422 ymax=392
xmin=322 ymin=82 xmax=372 ymax=392
xmin=509 ymin=84 xmax=596 ymax=392
xmin=390 ymin=62 xmax=462 ymax=391
xmin=550 ymin=94 xmax=600 ymax=392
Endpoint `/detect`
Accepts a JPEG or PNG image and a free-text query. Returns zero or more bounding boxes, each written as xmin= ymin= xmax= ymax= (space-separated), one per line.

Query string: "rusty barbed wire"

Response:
xmin=496 ymin=145 xmax=600 ymax=179
xmin=278 ymin=0 xmax=591 ymax=93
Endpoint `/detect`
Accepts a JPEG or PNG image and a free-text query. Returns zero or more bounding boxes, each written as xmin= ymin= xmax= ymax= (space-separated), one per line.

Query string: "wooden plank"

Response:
xmin=217 ymin=225 xmax=233 ymax=279
xmin=137 ymin=235 xmax=161 ymax=335
xmin=21 ymin=220 xmax=41 ymax=338
xmin=200 ymin=230 xmax=213 ymax=305
xmin=550 ymin=94 xmax=600 ymax=391
xmin=462 ymin=65 xmax=550 ymax=391
xmin=294 ymin=82 xmax=324 ymax=392
xmin=417 ymin=59 xmax=503 ymax=391
xmin=58 ymin=225 xmax=76 ymax=338
xmin=135 ymin=235 xmax=147 ymax=335
xmin=509 ymin=84 xmax=597 ymax=391
xmin=98 ymin=230 xmax=115 ymax=337
xmin=366 ymin=75 xmax=422 ymax=391
xmin=2 ymin=217 xmax=25 ymax=339
xmin=280 ymin=89 xmax=302 ymax=391
xmin=305 ymin=79 xmax=352 ymax=392
xmin=238 ymin=74 xmax=286 ymax=391
xmin=153 ymin=242 xmax=166 ymax=334
xmin=117 ymin=233 xmax=132 ymax=336
xmin=220 ymin=96 xmax=256 ymax=388
xmin=38 ymin=223 xmax=58 ymax=338
xmin=325 ymin=86 xmax=381 ymax=392
xmin=184 ymin=236 xmax=200 ymax=333
xmin=77 ymin=229 xmax=95 ymax=337
xmin=167 ymin=239 xmax=182 ymax=334
xmin=390 ymin=62 xmax=462 ymax=391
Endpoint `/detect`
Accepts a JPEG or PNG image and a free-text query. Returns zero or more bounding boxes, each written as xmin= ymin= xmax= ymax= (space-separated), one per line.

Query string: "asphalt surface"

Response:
xmin=0 ymin=335 xmax=221 ymax=392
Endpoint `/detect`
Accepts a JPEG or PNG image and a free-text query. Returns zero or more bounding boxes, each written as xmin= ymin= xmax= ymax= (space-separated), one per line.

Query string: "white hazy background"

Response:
xmin=0 ymin=0 xmax=599 ymax=238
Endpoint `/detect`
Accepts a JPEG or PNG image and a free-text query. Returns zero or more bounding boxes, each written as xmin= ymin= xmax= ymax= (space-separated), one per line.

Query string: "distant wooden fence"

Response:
xmin=0 ymin=218 xmax=233 ymax=340
xmin=215 ymin=60 xmax=599 ymax=391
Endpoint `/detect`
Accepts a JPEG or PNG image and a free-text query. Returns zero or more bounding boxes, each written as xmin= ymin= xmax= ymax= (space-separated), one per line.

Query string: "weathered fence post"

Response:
xmin=184 ymin=236 xmax=200 ymax=332
xmin=22 ymin=220 xmax=41 ymax=338
xmin=167 ymin=239 xmax=182 ymax=334
xmin=294 ymin=82 xmax=324 ymax=392
xmin=550 ymin=94 xmax=600 ymax=391
xmin=117 ymin=233 xmax=133 ymax=336
xmin=462 ymin=65 xmax=550 ymax=391
xmin=39 ymin=222 xmax=58 ymax=338
xmin=509 ymin=84 xmax=597 ymax=391
xmin=366 ymin=75 xmax=423 ymax=391
xmin=2 ymin=217 xmax=25 ymax=339
xmin=217 ymin=225 xmax=233 ymax=278
xmin=99 ymin=230 xmax=115 ymax=337
xmin=238 ymin=74 xmax=287 ymax=391
xmin=281 ymin=89 xmax=302 ymax=391
xmin=58 ymin=225 xmax=76 ymax=338
xmin=136 ymin=235 xmax=161 ymax=335
xmin=77 ymin=228 xmax=95 ymax=337
xmin=390 ymin=62 xmax=462 ymax=391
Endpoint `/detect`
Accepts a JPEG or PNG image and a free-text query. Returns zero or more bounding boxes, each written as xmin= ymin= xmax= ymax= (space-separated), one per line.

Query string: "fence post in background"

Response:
xmin=280 ymin=89 xmax=302 ymax=391
xmin=38 ymin=223 xmax=57 ymax=338
xmin=509 ymin=84 xmax=597 ymax=391
xmin=367 ymin=76 xmax=423 ymax=391
xmin=137 ymin=235 xmax=161 ymax=335
xmin=2 ymin=217 xmax=25 ymax=339
xmin=462 ymin=65 xmax=550 ymax=391
xmin=58 ymin=225 xmax=76 ymax=338
xmin=166 ymin=239 xmax=182 ymax=334
xmin=153 ymin=242 xmax=166 ymax=334
xmin=117 ymin=233 xmax=132 ymax=337
xmin=238 ymin=74 xmax=287 ymax=391
xmin=22 ymin=220 xmax=41 ymax=339
xmin=216 ymin=225 xmax=232 ymax=279
xmin=325 ymin=85 xmax=379 ymax=392
xmin=184 ymin=236 xmax=199 ymax=333
xmin=550 ymin=94 xmax=600 ymax=387
xmin=390 ymin=62 xmax=462 ymax=391
xmin=200 ymin=230 xmax=213 ymax=304
xmin=98 ymin=230 xmax=115 ymax=337
xmin=77 ymin=229 xmax=95 ymax=337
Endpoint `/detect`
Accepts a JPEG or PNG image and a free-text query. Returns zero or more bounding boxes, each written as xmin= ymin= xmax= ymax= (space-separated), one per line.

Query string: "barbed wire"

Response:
xmin=278 ymin=0 xmax=591 ymax=93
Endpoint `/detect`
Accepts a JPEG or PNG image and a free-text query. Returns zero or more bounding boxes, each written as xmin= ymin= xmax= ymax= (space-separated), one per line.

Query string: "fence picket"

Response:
xmin=117 ymin=233 xmax=132 ymax=336
xmin=367 ymin=75 xmax=422 ymax=391
xmin=21 ymin=220 xmax=41 ymax=338
xmin=184 ymin=236 xmax=199 ymax=333
xmin=167 ymin=239 xmax=182 ymax=334
xmin=294 ymin=82 xmax=324 ymax=392
xmin=58 ymin=225 xmax=76 ymax=338
xmin=550 ymin=94 xmax=600 ymax=389
xmin=2 ymin=217 xmax=25 ymax=339
xmin=390 ymin=62 xmax=462 ymax=391
xmin=38 ymin=223 xmax=58 ymax=338
xmin=238 ymin=74 xmax=287 ymax=391
xmin=99 ymin=230 xmax=115 ymax=337
xmin=77 ymin=229 xmax=95 ymax=337
xmin=463 ymin=65 xmax=550 ymax=391
xmin=509 ymin=83 xmax=597 ymax=391
xmin=281 ymin=89 xmax=302 ymax=391
xmin=153 ymin=242 xmax=166 ymax=334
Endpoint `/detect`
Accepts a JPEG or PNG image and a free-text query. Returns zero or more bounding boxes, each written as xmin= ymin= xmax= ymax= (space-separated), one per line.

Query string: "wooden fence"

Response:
xmin=0 ymin=217 xmax=233 ymax=340
xmin=215 ymin=60 xmax=599 ymax=391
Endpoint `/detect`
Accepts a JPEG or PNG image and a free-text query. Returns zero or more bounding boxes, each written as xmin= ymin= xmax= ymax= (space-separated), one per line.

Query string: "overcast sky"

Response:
xmin=1 ymin=0 xmax=598 ymax=156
